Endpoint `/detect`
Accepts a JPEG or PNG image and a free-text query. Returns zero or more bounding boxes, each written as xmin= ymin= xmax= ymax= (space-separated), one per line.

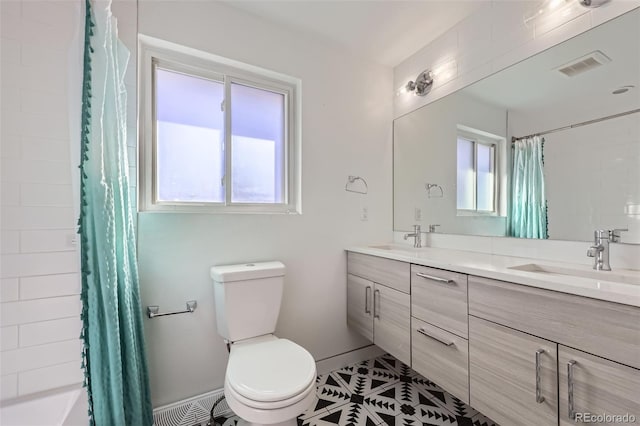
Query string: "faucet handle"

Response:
xmin=413 ymin=224 xmax=421 ymax=233
xmin=609 ymin=228 xmax=628 ymax=242
xmin=428 ymin=224 xmax=441 ymax=233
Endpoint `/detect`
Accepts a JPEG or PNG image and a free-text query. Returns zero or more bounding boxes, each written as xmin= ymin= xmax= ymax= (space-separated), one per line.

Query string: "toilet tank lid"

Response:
xmin=210 ymin=261 xmax=285 ymax=282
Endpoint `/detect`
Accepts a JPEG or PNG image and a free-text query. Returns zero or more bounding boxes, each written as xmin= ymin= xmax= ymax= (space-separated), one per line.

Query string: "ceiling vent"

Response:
xmin=555 ymin=50 xmax=611 ymax=77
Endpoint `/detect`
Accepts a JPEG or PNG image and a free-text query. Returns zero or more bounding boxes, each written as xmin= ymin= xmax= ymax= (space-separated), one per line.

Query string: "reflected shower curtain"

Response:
xmin=78 ymin=1 xmax=153 ymax=425
xmin=509 ymin=136 xmax=548 ymax=239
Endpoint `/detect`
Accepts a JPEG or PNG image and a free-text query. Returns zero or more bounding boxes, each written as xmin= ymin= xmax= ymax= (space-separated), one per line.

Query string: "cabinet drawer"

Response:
xmin=347 ymin=252 xmax=410 ymax=293
xmin=469 ymin=275 xmax=640 ymax=369
xmin=559 ymin=346 xmax=640 ymax=426
xmin=411 ymin=264 xmax=468 ymax=338
xmin=412 ymin=317 xmax=469 ymax=404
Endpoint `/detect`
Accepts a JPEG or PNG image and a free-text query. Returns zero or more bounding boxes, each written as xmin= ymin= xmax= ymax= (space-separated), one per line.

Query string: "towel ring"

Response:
xmin=425 ymin=183 xmax=443 ymax=198
xmin=345 ymin=176 xmax=368 ymax=194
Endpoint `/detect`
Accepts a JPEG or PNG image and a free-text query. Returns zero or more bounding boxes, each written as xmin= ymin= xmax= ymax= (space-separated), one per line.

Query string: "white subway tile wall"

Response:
xmin=0 ymin=0 xmax=137 ymax=401
xmin=394 ymin=1 xmax=640 ymax=118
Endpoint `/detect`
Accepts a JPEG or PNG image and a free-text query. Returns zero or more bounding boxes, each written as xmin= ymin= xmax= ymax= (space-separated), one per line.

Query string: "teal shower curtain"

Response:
xmin=509 ymin=136 xmax=548 ymax=239
xmin=78 ymin=1 xmax=153 ymax=425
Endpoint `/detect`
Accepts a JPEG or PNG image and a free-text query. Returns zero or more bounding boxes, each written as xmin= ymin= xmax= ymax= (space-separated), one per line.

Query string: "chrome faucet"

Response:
xmin=428 ymin=224 xmax=440 ymax=233
xmin=587 ymin=228 xmax=627 ymax=271
xmin=404 ymin=224 xmax=422 ymax=248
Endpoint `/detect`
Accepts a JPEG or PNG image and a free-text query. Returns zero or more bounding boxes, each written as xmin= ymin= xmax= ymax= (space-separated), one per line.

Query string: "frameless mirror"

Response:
xmin=393 ymin=8 xmax=640 ymax=244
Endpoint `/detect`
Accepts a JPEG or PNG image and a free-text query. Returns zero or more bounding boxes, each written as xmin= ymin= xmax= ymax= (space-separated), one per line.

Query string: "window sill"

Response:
xmin=139 ymin=203 xmax=301 ymax=215
xmin=456 ymin=210 xmax=504 ymax=218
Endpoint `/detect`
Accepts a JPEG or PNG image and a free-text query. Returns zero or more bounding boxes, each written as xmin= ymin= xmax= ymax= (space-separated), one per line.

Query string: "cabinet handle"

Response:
xmin=567 ymin=360 xmax=578 ymax=421
xmin=417 ymin=328 xmax=455 ymax=346
xmin=373 ymin=289 xmax=380 ymax=319
xmin=535 ymin=349 xmax=545 ymax=404
xmin=415 ymin=272 xmax=454 ymax=285
xmin=364 ymin=286 xmax=371 ymax=315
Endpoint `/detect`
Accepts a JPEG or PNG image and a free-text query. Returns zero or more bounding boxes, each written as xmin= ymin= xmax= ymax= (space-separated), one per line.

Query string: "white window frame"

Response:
xmin=456 ymin=126 xmax=505 ymax=217
xmin=138 ymin=35 xmax=302 ymax=214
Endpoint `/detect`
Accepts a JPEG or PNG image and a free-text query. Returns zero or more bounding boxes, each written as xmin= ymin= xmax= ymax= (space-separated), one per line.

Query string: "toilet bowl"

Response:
xmin=211 ymin=262 xmax=317 ymax=426
xmin=224 ymin=335 xmax=316 ymax=426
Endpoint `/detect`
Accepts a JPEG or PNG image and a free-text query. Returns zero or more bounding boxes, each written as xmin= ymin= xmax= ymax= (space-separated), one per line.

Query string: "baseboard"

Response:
xmin=315 ymin=344 xmax=385 ymax=376
xmin=153 ymin=388 xmax=232 ymax=426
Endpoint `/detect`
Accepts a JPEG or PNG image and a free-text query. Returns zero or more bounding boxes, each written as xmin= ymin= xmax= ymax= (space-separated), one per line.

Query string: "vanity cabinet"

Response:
xmin=468 ymin=275 xmax=640 ymax=369
xmin=346 ymin=253 xmax=411 ymax=365
xmin=469 ymin=316 xmax=558 ymax=426
xmin=345 ymin=250 xmax=640 ymax=424
xmin=558 ymin=346 xmax=640 ymax=425
xmin=469 ymin=275 xmax=640 ymax=425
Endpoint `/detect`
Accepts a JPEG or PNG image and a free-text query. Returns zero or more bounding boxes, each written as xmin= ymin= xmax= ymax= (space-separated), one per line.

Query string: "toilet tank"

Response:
xmin=211 ymin=261 xmax=285 ymax=342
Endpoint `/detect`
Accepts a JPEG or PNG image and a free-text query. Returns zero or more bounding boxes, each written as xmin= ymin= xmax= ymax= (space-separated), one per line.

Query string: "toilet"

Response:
xmin=211 ymin=262 xmax=316 ymax=426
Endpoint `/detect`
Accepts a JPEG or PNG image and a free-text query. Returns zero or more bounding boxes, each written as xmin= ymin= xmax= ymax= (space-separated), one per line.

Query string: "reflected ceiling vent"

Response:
xmin=555 ymin=50 xmax=611 ymax=77
xmin=612 ymin=85 xmax=635 ymax=95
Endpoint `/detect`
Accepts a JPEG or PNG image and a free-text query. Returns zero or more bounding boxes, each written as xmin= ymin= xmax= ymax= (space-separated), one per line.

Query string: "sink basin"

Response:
xmin=368 ymin=244 xmax=418 ymax=253
xmin=508 ymin=263 xmax=640 ymax=285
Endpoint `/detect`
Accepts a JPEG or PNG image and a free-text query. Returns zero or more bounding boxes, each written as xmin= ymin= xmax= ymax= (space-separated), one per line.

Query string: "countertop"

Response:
xmin=346 ymin=245 xmax=640 ymax=307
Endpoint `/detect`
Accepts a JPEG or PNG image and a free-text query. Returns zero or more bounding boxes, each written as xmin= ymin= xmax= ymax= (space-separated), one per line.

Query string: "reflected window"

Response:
xmin=456 ymin=129 xmax=498 ymax=214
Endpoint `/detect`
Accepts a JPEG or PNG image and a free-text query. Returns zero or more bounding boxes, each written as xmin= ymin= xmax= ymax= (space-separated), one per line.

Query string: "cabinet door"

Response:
xmin=469 ymin=316 xmax=558 ymax=426
xmin=374 ymin=283 xmax=411 ymax=366
xmin=347 ymin=274 xmax=373 ymax=341
xmin=559 ymin=346 xmax=640 ymax=425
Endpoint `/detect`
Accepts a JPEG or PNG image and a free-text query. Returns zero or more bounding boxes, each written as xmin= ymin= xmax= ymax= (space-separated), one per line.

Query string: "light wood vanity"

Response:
xmin=346 ymin=250 xmax=640 ymax=426
xmin=347 ymin=253 xmax=411 ymax=365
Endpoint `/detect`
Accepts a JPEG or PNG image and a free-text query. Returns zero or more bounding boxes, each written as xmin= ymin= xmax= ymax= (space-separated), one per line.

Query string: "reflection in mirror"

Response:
xmin=394 ymin=8 xmax=640 ymax=244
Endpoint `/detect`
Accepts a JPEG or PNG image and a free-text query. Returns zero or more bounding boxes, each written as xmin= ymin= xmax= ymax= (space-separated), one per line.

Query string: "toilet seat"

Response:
xmin=227 ymin=337 xmax=316 ymax=408
xmin=226 ymin=376 xmax=316 ymax=410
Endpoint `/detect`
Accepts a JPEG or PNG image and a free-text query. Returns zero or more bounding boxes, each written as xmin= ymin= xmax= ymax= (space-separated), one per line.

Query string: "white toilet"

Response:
xmin=211 ymin=262 xmax=317 ymax=426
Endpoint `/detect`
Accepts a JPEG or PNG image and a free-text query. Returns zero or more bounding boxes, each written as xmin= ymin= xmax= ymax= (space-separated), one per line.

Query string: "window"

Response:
xmin=456 ymin=128 xmax=501 ymax=214
xmin=139 ymin=37 xmax=301 ymax=213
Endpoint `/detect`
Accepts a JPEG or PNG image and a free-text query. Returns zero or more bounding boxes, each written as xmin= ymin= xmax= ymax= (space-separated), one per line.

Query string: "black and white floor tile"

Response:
xmin=212 ymin=354 xmax=498 ymax=426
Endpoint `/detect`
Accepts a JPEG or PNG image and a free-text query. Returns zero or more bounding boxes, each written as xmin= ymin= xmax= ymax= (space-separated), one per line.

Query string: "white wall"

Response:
xmin=394 ymin=0 xmax=640 ymax=118
xmin=0 ymin=0 xmax=136 ymax=402
xmin=137 ymin=1 xmax=393 ymax=407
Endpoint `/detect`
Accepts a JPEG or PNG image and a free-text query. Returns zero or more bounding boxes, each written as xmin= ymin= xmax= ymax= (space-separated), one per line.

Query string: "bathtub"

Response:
xmin=0 ymin=386 xmax=88 ymax=426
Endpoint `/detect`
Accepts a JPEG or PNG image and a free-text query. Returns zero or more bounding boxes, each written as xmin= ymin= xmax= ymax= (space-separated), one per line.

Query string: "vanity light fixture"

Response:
xmin=405 ymin=70 xmax=434 ymax=97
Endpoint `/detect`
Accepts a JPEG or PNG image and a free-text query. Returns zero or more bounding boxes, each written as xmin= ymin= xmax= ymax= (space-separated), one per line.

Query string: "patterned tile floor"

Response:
xmin=215 ymin=353 xmax=498 ymax=426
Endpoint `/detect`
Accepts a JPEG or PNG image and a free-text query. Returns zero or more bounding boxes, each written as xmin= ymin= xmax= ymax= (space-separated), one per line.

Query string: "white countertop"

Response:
xmin=346 ymin=245 xmax=640 ymax=307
